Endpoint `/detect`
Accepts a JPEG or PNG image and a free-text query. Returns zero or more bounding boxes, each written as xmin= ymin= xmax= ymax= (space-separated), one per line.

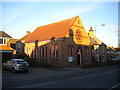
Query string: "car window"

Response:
xmin=12 ymin=61 xmax=16 ymax=64
xmin=17 ymin=61 xmax=27 ymax=64
xmin=7 ymin=61 xmax=12 ymax=64
xmin=7 ymin=61 xmax=10 ymax=63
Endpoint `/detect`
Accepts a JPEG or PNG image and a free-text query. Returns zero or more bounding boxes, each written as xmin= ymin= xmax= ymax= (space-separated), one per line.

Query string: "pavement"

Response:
xmin=29 ymin=64 xmax=120 ymax=73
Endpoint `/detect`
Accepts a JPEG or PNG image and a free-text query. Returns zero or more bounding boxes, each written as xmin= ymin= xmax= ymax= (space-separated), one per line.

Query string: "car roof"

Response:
xmin=10 ymin=59 xmax=24 ymax=61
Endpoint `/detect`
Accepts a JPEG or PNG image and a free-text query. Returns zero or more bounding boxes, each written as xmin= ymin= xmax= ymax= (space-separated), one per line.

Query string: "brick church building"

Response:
xmin=24 ymin=16 xmax=92 ymax=66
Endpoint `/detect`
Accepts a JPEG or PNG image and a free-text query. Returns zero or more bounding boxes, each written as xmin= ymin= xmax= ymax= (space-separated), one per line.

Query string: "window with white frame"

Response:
xmin=0 ymin=38 xmax=6 ymax=45
xmin=0 ymin=38 xmax=3 ymax=44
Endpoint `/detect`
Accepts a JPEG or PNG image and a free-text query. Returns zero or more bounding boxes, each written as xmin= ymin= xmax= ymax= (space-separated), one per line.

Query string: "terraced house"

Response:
xmin=88 ymin=27 xmax=107 ymax=63
xmin=24 ymin=16 xmax=93 ymax=66
xmin=0 ymin=31 xmax=18 ymax=62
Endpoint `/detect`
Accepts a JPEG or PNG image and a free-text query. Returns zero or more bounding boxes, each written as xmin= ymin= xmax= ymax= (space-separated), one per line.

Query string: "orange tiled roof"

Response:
xmin=19 ymin=34 xmax=31 ymax=41
xmin=10 ymin=39 xmax=19 ymax=43
xmin=25 ymin=16 xmax=78 ymax=43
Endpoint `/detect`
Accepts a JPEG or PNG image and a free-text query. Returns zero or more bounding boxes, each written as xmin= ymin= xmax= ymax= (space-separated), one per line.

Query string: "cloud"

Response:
xmin=110 ymin=24 xmax=118 ymax=30
xmin=2 ymin=3 xmax=35 ymax=25
xmin=2 ymin=14 xmax=17 ymax=25
xmin=1 ymin=0 xmax=120 ymax=2
xmin=110 ymin=24 xmax=119 ymax=35
xmin=51 ymin=3 xmax=102 ymax=23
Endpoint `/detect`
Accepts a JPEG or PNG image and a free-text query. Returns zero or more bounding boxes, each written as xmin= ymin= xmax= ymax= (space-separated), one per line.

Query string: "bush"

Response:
xmin=24 ymin=58 xmax=38 ymax=67
xmin=13 ymin=53 xmax=28 ymax=59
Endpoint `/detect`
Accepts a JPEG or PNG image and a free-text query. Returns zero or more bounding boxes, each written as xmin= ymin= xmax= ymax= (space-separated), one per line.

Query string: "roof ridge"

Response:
xmin=25 ymin=16 xmax=79 ymax=43
xmin=37 ymin=16 xmax=79 ymax=29
xmin=0 ymin=31 xmax=12 ymax=38
xmin=19 ymin=34 xmax=31 ymax=41
xmin=69 ymin=16 xmax=79 ymax=29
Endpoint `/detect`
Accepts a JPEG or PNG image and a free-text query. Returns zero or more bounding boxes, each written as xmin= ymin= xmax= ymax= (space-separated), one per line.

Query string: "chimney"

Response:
xmin=89 ymin=27 xmax=94 ymax=38
xmin=27 ymin=31 xmax=30 ymax=35
xmin=69 ymin=29 xmax=73 ymax=40
xmin=90 ymin=27 xmax=93 ymax=30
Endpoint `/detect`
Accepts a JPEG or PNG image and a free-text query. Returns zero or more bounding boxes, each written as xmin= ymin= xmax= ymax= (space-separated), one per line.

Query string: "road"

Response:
xmin=2 ymin=65 xmax=120 ymax=89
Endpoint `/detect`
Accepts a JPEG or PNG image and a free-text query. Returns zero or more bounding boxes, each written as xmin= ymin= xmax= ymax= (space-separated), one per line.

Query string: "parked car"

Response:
xmin=2 ymin=59 xmax=29 ymax=73
xmin=111 ymin=58 xmax=118 ymax=61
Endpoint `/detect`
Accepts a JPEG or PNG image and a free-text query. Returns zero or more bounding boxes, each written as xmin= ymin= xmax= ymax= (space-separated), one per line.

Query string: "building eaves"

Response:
xmin=0 ymin=31 xmax=12 ymax=38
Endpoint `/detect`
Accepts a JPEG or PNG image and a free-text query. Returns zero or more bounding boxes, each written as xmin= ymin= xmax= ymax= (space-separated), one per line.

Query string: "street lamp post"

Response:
xmin=94 ymin=24 xmax=105 ymax=63
xmin=94 ymin=24 xmax=105 ymax=37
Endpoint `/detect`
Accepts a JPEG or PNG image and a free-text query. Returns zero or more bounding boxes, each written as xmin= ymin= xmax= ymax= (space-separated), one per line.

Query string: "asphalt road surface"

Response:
xmin=2 ymin=65 xmax=120 ymax=89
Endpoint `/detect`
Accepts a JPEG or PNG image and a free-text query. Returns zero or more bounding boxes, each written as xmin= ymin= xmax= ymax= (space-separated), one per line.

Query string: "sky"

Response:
xmin=0 ymin=0 xmax=119 ymax=47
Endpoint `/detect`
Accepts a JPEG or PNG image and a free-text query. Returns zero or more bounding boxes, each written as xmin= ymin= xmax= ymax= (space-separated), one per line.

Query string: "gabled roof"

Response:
xmin=114 ymin=47 xmax=120 ymax=51
xmin=107 ymin=46 xmax=116 ymax=50
xmin=0 ymin=31 xmax=12 ymax=38
xmin=25 ymin=16 xmax=78 ymax=43
xmin=94 ymin=36 xmax=102 ymax=45
xmin=89 ymin=36 xmax=102 ymax=45
xmin=10 ymin=39 xmax=19 ymax=43
xmin=19 ymin=34 xmax=31 ymax=41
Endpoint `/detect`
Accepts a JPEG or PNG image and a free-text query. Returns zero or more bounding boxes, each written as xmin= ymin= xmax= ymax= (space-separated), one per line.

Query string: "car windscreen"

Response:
xmin=17 ymin=61 xmax=27 ymax=64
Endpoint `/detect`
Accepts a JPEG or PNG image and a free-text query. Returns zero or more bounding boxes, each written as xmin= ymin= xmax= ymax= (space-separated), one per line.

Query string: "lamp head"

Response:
xmin=101 ymin=24 xmax=105 ymax=26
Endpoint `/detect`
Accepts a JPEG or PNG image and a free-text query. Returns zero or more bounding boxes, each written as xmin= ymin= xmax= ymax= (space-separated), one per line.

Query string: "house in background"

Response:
xmin=19 ymin=31 xmax=31 ymax=43
xmin=24 ymin=16 xmax=92 ymax=66
xmin=15 ymin=41 xmax=25 ymax=54
xmin=15 ymin=31 xmax=31 ymax=55
xmin=88 ymin=27 xmax=107 ymax=63
xmin=115 ymin=47 xmax=120 ymax=61
xmin=107 ymin=47 xmax=120 ymax=61
xmin=0 ymin=31 xmax=17 ymax=63
xmin=9 ymin=38 xmax=19 ymax=50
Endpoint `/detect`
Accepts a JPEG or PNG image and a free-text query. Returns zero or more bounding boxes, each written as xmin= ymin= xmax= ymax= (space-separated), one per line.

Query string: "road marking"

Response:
xmin=70 ymin=70 xmax=118 ymax=80
xmin=107 ymin=83 xmax=120 ymax=90
xmin=70 ymin=74 xmax=97 ymax=80
xmin=16 ymin=81 xmax=57 ymax=88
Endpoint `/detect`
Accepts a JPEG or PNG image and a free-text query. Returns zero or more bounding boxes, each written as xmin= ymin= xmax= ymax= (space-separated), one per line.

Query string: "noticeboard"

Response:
xmin=68 ymin=56 xmax=74 ymax=63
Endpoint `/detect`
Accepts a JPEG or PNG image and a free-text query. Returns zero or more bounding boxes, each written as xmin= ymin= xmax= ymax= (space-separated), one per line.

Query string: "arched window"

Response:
xmin=50 ymin=44 xmax=55 ymax=58
xmin=86 ymin=47 xmax=89 ymax=56
xmin=50 ymin=44 xmax=59 ymax=58
xmin=84 ymin=46 xmax=89 ymax=56
xmin=32 ymin=47 xmax=35 ymax=58
xmin=35 ymin=47 xmax=38 ymax=58
xmin=40 ymin=45 xmax=47 ymax=58
xmin=41 ymin=46 xmax=44 ymax=58
xmin=55 ymin=44 xmax=58 ymax=58
xmin=44 ymin=46 xmax=47 ymax=58
xmin=26 ymin=48 xmax=30 ymax=56
xmin=68 ymin=45 xmax=74 ymax=56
